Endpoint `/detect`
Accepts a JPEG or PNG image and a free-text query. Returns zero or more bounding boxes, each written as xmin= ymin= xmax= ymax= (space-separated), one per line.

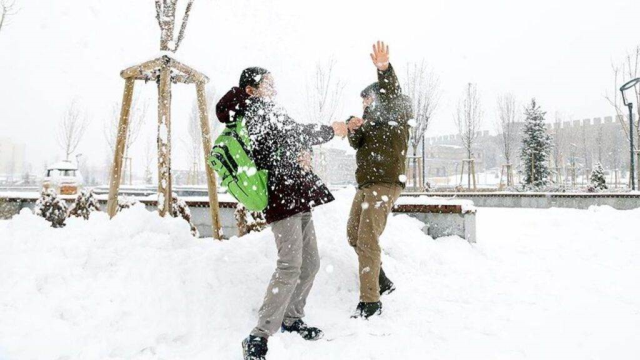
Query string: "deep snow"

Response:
xmin=0 ymin=189 xmax=639 ymax=360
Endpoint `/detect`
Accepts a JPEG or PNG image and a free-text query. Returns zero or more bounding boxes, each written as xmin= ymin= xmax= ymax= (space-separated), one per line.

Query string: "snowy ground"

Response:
xmin=1 ymin=188 xmax=639 ymax=360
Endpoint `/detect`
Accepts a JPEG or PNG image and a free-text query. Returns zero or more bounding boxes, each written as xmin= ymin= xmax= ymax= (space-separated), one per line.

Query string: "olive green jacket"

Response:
xmin=348 ymin=64 xmax=413 ymax=189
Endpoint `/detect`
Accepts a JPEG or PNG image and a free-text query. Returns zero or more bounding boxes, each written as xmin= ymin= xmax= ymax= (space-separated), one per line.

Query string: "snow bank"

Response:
xmin=1 ymin=190 xmax=639 ymax=359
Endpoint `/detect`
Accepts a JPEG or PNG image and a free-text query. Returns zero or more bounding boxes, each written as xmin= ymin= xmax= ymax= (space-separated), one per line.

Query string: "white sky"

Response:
xmin=1 ymin=0 xmax=639 ymax=173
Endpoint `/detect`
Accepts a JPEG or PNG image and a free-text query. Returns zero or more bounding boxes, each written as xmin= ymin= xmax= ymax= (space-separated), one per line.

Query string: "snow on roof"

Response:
xmin=47 ymin=161 xmax=78 ymax=171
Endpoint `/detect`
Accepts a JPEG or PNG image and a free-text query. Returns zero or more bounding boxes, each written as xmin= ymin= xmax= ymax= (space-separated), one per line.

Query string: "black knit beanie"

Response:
xmin=239 ymin=67 xmax=270 ymax=89
xmin=360 ymin=82 xmax=380 ymax=98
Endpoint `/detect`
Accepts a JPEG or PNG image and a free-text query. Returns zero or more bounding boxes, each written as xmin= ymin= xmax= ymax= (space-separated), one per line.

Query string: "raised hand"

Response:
xmin=370 ymin=41 xmax=390 ymax=71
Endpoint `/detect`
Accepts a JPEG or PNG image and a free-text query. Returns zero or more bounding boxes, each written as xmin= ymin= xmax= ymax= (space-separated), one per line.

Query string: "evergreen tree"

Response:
xmin=520 ymin=99 xmax=552 ymax=189
xmin=590 ymin=162 xmax=608 ymax=191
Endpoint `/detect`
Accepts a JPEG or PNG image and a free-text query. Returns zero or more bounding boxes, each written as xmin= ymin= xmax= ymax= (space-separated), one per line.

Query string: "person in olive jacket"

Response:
xmin=346 ymin=41 xmax=413 ymax=319
xmin=216 ymin=67 xmax=349 ymax=360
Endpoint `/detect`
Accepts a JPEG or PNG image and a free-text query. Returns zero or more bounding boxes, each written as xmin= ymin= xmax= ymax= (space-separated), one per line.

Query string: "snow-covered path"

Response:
xmin=0 ymin=189 xmax=638 ymax=360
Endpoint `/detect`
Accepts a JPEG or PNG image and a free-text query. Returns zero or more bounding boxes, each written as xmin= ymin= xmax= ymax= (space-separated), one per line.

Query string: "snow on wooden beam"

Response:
xmin=120 ymin=55 xmax=208 ymax=84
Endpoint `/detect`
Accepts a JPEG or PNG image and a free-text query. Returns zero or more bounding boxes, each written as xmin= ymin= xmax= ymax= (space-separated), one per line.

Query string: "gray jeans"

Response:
xmin=251 ymin=212 xmax=320 ymax=338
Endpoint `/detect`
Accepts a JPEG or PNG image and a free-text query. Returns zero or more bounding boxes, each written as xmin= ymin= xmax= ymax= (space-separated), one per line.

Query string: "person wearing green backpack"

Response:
xmin=216 ymin=67 xmax=348 ymax=360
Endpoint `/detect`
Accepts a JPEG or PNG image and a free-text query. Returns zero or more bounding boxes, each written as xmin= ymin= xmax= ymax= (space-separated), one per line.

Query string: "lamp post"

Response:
xmin=620 ymin=78 xmax=640 ymax=190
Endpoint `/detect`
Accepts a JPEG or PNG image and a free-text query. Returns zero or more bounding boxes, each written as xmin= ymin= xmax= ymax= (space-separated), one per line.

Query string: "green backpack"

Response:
xmin=208 ymin=117 xmax=268 ymax=212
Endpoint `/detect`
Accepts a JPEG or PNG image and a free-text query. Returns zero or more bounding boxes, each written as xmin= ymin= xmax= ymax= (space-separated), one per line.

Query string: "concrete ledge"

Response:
xmin=403 ymin=192 xmax=640 ymax=210
xmin=0 ymin=195 xmax=477 ymax=243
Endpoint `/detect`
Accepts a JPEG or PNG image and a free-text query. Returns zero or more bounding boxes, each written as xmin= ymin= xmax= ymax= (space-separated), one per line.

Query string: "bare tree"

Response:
xmin=182 ymin=86 xmax=218 ymax=185
xmin=0 ymin=0 xmax=18 ymax=34
xmin=143 ymin=136 xmax=155 ymax=185
xmin=495 ymin=93 xmax=520 ymax=166
xmin=104 ymin=96 xmax=148 ymax=184
xmin=455 ymin=83 xmax=483 ymax=159
xmin=404 ymin=61 xmax=441 ymax=186
xmin=305 ymin=59 xmax=345 ymax=181
xmin=155 ymin=0 xmax=194 ymax=52
xmin=455 ymin=83 xmax=483 ymax=188
xmin=57 ymin=101 xmax=89 ymax=161
xmin=605 ymin=45 xmax=640 ymax=186
xmin=305 ymin=59 xmax=345 ymax=125
xmin=551 ymin=112 xmax=566 ymax=183
xmin=105 ymin=97 xmax=149 ymax=154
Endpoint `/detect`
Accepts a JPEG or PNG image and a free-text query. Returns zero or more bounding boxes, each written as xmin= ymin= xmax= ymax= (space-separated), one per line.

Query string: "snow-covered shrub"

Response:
xmin=117 ymin=195 xmax=139 ymax=213
xmin=589 ymin=163 xmax=607 ymax=192
xmin=234 ymin=203 xmax=267 ymax=237
xmin=170 ymin=194 xmax=199 ymax=237
xmin=34 ymin=189 xmax=67 ymax=228
xmin=68 ymin=189 xmax=101 ymax=220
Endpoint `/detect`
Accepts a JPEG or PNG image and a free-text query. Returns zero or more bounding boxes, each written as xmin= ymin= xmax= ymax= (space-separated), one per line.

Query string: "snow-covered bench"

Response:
xmin=393 ymin=196 xmax=477 ymax=243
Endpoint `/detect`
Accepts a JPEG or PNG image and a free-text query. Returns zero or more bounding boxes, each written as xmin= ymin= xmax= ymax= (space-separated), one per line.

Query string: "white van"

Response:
xmin=42 ymin=161 xmax=83 ymax=195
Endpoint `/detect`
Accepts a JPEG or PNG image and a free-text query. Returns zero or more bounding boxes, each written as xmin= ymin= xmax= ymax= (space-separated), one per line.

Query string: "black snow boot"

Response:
xmin=242 ymin=335 xmax=268 ymax=360
xmin=281 ymin=319 xmax=324 ymax=341
xmin=351 ymin=301 xmax=383 ymax=319
xmin=379 ymin=268 xmax=396 ymax=296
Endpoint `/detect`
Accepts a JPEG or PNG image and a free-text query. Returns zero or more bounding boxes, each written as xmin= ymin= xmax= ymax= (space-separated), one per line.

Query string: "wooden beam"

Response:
xmin=107 ymin=78 xmax=135 ymax=218
xmin=170 ymin=58 xmax=209 ymax=84
xmin=120 ymin=58 xmax=164 ymax=79
xmin=157 ymin=64 xmax=173 ymax=217
xmin=196 ymin=81 xmax=223 ymax=239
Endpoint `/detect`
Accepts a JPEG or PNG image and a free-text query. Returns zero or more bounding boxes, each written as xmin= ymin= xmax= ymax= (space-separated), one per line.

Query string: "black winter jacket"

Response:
xmin=217 ymin=88 xmax=335 ymax=223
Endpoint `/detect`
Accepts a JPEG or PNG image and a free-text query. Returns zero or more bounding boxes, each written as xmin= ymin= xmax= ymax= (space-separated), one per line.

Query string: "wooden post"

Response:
xmin=196 ymin=81 xmax=223 ymax=239
xmin=107 ymin=78 xmax=136 ymax=218
xmin=157 ymin=64 xmax=172 ymax=217
xmin=470 ymin=159 xmax=477 ymax=190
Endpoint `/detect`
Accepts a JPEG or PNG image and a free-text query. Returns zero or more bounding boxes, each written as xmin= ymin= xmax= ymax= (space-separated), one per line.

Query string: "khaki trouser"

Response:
xmin=251 ymin=212 xmax=320 ymax=338
xmin=347 ymin=183 xmax=402 ymax=303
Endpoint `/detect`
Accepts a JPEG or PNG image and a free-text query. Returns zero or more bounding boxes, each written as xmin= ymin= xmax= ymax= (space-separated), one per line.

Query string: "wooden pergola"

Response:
xmin=105 ymin=0 xmax=222 ymax=239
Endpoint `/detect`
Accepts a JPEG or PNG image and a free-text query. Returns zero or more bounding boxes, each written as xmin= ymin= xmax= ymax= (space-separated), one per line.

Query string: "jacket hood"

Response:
xmin=216 ymin=87 xmax=251 ymax=124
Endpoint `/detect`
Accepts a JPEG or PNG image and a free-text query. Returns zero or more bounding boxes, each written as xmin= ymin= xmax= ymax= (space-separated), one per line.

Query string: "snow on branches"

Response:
xmin=520 ymin=99 xmax=552 ymax=189
xmin=34 ymin=189 xmax=67 ymax=228
xmin=589 ymin=162 xmax=608 ymax=192
xmin=235 ymin=203 xmax=267 ymax=237
xmin=170 ymin=193 xmax=199 ymax=237
xmin=117 ymin=195 xmax=139 ymax=213
xmin=68 ymin=189 xmax=101 ymax=220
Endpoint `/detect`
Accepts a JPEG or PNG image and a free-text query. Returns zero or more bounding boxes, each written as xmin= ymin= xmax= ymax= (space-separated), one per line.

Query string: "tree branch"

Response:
xmin=173 ymin=0 xmax=194 ymax=52
xmin=155 ymin=0 xmax=163 ymax=29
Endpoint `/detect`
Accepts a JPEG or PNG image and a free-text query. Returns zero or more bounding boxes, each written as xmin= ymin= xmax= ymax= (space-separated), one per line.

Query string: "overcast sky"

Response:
xmin=1 ymin=0 xmax=639 ymax=173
